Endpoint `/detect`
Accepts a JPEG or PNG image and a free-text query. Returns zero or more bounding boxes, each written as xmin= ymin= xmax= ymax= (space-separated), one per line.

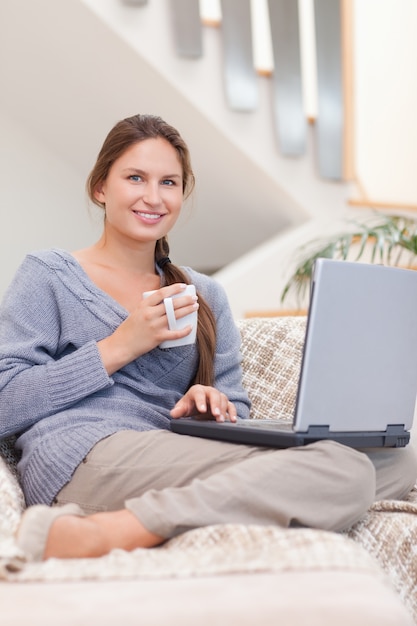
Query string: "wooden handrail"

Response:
xmin=348 ymin=198 xmax=417 ymax=212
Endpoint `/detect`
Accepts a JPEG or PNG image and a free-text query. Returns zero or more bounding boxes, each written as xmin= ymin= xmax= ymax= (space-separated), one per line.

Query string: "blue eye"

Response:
xmin=162 ymin=179 xmax=175 ymax=186
xmin=129 ymin=175 xmax=142 ymax=182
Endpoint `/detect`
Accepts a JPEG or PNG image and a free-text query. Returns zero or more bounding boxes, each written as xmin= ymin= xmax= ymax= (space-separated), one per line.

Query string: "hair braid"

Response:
xmin=155 ymin=238 xmax=216 ymax=386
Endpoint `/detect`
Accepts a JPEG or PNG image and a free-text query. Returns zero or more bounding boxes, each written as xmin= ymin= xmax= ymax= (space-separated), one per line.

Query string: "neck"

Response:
xmin=91 ymin=234 xmax=157 ymax=275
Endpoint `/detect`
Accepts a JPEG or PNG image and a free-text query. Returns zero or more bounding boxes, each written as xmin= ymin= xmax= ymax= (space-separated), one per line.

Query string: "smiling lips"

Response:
xmin=133 ymin=210 xmax=163 ymax=222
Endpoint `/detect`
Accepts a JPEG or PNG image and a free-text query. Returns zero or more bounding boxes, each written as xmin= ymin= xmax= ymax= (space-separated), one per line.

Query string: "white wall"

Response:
xmin=353 ymin=0 xmax=417 ymax=205
xmin=215 ymin=207 xmax=369 ymax=317
xmin=0 ymin=111 xmax=101 ymax=297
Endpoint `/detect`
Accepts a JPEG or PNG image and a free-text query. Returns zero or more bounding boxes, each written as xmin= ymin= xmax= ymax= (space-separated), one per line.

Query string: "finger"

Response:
xmin=171 ymin=296 xmax=199 ymax=318
xmin=159 ymin=283 xmax=190 ymax=301
xmin=171 ymin=391 xmax=198 ymax=416
xmin=170 ymin=385 xmax=205 ymax=417
xmin=226 ymin=402 xmax=238 ymax=422
xmin=190 ymin=385 xmax=209 ymax=414
xmin=170 ymin=398 xmax=189 ymax=418
xmin=142 ymin=283 xmax=188 ymax=306
xmin=207 ymin=390 xmax=230 ymax=422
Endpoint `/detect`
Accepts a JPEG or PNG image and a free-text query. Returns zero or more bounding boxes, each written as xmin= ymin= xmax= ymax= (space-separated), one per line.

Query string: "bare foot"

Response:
xmin=43 ymin=509 xmax=164 ymax=560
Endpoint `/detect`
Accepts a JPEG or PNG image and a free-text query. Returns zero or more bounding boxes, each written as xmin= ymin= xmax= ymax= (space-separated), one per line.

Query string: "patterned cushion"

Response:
xmin=0 ymin=436 xmax=24 ymax=542
xmin=237 ymin=317 xmax=306 ymax=421
xmin=348 ymin=498 xmax=417 ymax=621
xmin=1 ymin=523 xmax=383 ymax=584
xmin=0 ymin=452 xmax=25 ymax=571
xmin=0 ymin=436 xmax=20 ymax=478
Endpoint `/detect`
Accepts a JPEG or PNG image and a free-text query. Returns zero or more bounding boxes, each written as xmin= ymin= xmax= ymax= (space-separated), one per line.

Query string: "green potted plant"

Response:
xmin=281 ymin=214 xmax=417 ymax=306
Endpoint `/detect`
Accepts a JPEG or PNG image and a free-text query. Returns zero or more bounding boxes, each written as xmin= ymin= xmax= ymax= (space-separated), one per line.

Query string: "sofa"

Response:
xmin=0 ymin=316 xmax=416 ymax=625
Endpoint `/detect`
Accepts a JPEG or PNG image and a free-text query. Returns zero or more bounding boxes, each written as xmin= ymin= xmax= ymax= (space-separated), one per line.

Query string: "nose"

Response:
xmin=143 ymin=182 xmax=162 ymax=206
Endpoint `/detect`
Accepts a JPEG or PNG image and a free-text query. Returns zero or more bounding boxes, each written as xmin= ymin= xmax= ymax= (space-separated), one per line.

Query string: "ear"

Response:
xmin=94 ymin=185 xmax=105 ymax=204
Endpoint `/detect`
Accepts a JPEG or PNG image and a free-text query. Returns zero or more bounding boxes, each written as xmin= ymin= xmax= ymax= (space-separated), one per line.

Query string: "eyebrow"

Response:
xmin=122 ymin=168 xmax=182 ymax=179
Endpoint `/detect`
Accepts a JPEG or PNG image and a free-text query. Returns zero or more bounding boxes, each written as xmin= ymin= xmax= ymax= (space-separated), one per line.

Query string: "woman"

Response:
xmin=0 ymin=114 xmax=415 ymax=561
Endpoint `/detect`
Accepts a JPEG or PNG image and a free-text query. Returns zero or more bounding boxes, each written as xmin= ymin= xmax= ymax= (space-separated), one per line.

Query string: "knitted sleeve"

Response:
xmin=0 ymin=255 xmax=113 ymax=438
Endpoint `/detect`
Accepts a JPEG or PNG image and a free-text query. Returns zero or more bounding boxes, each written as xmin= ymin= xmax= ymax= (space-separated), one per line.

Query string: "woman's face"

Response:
xmin=94 ymin=137 xmax=184 ymax=245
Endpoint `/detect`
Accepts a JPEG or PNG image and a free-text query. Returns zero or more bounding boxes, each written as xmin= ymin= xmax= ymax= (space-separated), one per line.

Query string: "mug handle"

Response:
xmin=163 ymin=297 xmax=177 ymax=330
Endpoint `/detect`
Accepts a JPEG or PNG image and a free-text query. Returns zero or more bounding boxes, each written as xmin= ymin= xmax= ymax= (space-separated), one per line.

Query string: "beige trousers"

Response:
xmin=55 ymin=429 xmax=417 ymax=537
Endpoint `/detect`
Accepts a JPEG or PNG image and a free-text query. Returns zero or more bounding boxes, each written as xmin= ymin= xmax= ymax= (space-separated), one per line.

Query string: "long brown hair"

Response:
xmin=86 ymin=114 xmax=216 ymax=386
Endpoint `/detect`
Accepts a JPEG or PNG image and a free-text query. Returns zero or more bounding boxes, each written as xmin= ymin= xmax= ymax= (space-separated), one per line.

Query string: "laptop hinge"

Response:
xmin=383 ymin=424 xmax=409 ymax=447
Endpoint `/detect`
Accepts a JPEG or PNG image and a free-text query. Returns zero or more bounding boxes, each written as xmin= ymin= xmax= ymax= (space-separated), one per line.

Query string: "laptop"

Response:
xmin=171 ymin=258 xmax=417 ymax=448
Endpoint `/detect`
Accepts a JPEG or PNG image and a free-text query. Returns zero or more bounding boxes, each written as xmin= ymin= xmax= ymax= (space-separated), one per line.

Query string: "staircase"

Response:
xmin=0 ymin=0 xmax=356 ymax=316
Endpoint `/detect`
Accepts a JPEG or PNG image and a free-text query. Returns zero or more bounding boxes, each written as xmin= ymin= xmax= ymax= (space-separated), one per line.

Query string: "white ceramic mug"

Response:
xmin=143 ymin=284 xmax=198 ymax=348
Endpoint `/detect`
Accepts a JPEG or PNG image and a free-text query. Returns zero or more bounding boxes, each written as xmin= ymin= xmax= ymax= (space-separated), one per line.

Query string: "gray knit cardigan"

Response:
xmin=0 ymin=249 xmax=250 ymax=506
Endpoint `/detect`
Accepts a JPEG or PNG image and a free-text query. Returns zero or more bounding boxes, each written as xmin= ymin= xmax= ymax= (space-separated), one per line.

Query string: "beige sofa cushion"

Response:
xmin=237 ymin=316 xmax=306 ymax=422
xmin=0 ymin=572 xmax=413 ymax=626
xmin=0 ymin=512 xmax=383 ymax=583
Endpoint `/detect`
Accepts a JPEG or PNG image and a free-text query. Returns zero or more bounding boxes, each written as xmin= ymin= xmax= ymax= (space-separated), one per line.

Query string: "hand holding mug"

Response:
xmin=143 ymin=284 xmax=198 ymax=348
